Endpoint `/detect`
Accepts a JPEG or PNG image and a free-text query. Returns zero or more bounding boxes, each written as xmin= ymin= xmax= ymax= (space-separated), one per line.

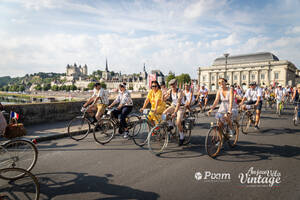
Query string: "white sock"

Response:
xmin=179 ymin=132 xmax=184 ymax=140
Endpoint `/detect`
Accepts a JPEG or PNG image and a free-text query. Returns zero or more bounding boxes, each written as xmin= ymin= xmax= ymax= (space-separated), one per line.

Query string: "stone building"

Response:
xmin=64 ymin=63 xmax=88 ymax=81
xmin=198 ymin=52 xmax=299 ymax=91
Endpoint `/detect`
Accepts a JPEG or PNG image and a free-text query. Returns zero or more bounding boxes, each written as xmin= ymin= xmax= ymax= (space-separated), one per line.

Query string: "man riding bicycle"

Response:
xmin=240 ymin=81 xmax=262 ymax=130
xmin=163 ymin=79 xmax=186 ymax=146
xmin=196 ymin=84 xmax=209 ymax=112
xmin=83 ymin=82 xmax=109 ymax=123
xmin=108 ymin=83 xmax=133 ymax=138
xmin=275 ymin=84 xmax=286 ymax=114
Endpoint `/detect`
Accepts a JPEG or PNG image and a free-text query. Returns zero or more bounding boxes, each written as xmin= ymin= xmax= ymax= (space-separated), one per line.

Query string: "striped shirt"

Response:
xmin=114 ymin=90 xmax=133 ymax=106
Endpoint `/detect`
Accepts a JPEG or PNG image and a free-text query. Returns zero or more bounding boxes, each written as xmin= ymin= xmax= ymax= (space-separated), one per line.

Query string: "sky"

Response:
xmin=1 ymin=0 xmax=300 ymax=79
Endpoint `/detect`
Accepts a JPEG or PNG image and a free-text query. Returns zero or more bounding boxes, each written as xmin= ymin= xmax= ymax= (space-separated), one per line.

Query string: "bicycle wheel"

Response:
xmin=205 ymin=126 xmax=222 ymax=158
xmin=67 ymin=116 xmax=91 ymax=141
xmin=0 ymin=168 xmax=40 ymax=200
xmin=132 ymin=119 xmax=151 ymax=147
xmin=126 ymin=114 xmax=141 ymax=137
xmin=148 ymin=125 xmax=168 ymax=155
xmin=241 ymin=112 xmax=251 ymax=134
xmin=93 ymin=119 xmax=115 ymax=145
xmin=1 ymin=140 xmax=38 ymax=180
xmin=227 ymin=121 xmax=239 ymax=148
xmin=182 ymin=127 xmax=192 ymax=145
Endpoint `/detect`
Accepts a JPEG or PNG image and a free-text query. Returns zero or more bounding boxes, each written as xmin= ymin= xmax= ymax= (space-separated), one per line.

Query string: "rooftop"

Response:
xmin=212 ymin=52 xmax=279 ymax=66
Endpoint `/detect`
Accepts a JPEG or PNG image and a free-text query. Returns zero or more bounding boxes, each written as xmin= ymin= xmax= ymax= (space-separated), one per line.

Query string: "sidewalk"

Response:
xmin=23 ymin=121 xmax=70 ymax=142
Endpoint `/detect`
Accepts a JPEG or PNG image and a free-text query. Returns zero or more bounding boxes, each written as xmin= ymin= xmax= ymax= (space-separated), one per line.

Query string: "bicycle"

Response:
xmin=205 ymin=111 xmax=239 ymax=158
xmin=0 ymin=111 xmax=38 ymax=180
xmin=240 ymin=105 xmax=261 ymax=134
xmin=67 ymin=106 xmax=98 ymax=141
xmin=264 ymin=96 xmax=275 ymax=110
xmin=93 ymin=107 xmax=141 ymax=145
xmin=0 ymin=167 xmax=40 ymax=200
xmin=293 ymin=101 xmax=300 ymax=126
xmin=130 ymin=109 xmax=159 ymax=147
xmin=147 ymin=111 xmax=194 ymax=156
xmin=277 ymin=99 xmax=284 ymax=116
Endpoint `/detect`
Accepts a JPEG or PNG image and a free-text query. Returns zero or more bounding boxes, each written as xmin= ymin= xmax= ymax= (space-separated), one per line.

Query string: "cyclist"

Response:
xmin=140 ymin=81 xmax=166 ymax=125
xmin=163 ymin=79 xmax=186 ymax=146
xmin=196 ymin=84 xmax=209 ymax=112
xmin=275 ymin=84 xmax=285 ymax=114
xmin=240 ymin=81 xmax=263 ymax=130
xmin=208 ymin=78 xmax=238 ymax=137
xmin=83 ymin=82 xmax=109 ymax=122
xmin=183 ymin=82 xmax=196 ymax=111
xmin=108 ymin=83 xmax=133 ymax=138
xmin=292 ymin=84 xmax=300 ymax=121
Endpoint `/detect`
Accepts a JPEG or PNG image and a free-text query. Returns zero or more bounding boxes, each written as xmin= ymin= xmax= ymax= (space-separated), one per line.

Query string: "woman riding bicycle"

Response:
xmin=140 ymin=81 xmax=166 ymax=125
xmin=108 ymin=83 xmax=133 ymax=138
xmin=292 ymin=84 xmax=300 ymax=121
xmin=208 ymin=78 xmax=238 ymax=137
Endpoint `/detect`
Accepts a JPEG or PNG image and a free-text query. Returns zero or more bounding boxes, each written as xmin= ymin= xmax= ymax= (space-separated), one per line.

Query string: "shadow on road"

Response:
xmin=214 ymin=141 xmax=300 ymax=162
xmin=36 ymin=171 xmax=159 ymax=200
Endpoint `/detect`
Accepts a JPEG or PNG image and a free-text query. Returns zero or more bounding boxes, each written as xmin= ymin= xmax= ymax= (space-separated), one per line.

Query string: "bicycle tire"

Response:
xmin=227 ymin=121 xmax=239 ymax=148
xmin=147 ymin=125 xmax=168 ymax=156
xmin=205 ymin=126 xmax=222 ymax=158
xmin=182 ymin=127 xmax=192 ymax=145
xmin=126 ymin=114 xmax=141 ymax=137
xmin=241 ymin=112 xmax=251 ymax=134
xmin=1 ymin=139 xmax=38 ymax=180
xmin=0 ymin=167 xmax=40 ymax=200
xmin=132 ymin=119 xmax=151 ymax=147
xmin=93 ymin=119 xmax=116 ymax=145
xmin=67 ymin=116 xmax=91 ymax=141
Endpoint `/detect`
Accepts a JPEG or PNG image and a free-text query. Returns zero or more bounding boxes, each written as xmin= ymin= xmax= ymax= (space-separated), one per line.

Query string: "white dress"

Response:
xmin=216 ymin=89 xmax=238 ymax=122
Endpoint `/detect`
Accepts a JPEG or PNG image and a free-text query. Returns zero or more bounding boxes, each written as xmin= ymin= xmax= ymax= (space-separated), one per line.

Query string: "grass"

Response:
xmin=0 ymin=92 xmax=45 ymax=99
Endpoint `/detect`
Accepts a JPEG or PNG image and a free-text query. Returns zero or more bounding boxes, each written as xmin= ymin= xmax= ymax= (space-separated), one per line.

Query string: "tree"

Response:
xmin=100 ymin=82 xmax=107 ymax=89
xmin=166 ymin=73 xmax=176 ymax=86
xmin=18 ymin=85 xmax=25 ymax=92
xmin=176 ymin=73 xmax=191 ymax=88
xmin=51 ymin=85 xmax=59 ymax=91
xmin=34 ymin=84 xmax=42 ymax=91
xmin=87 ymin=82 xmax=95 ymax=90
xmin=43 ymin=83 xmax=51 ymax=91
xmin=65 ymin=85 xmax=71 ymax=92
xmin=59 ymin=85 xmax=66 ymax=91
xmin=70 ymin=85 xmax=77 ymax=91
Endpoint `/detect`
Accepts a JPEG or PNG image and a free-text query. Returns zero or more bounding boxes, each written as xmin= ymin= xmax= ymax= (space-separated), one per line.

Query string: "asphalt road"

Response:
xmin=7 ymin=104 xmax=300 ymax=199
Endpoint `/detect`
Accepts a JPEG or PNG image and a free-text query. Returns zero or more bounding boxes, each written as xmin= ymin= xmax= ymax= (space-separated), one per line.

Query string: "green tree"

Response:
xmin=51 ymin=85 xmax=59 ymax=91
xmin=18 ymin=85 xmax=25 ymax=92
xmin=65 ymin=85 xmax=71 ymax=92
xmin=60 ymin=85 xmax=67 ymax=91
xmin=166 ymin=73 xmax=176 ymax=86
xmin=176 ymin=73 xmax=191 ymax=87
xmin=43 ymin=83 xmax=51 ymax=91
xmin=100 ymin=82 xmax=107 ymax=89
xmin=70 ymin=85 xmax=77 ymax=91
xmin=34 ymin=84 xmax=42 ymax=91
xmin=87 ymin=82 xmax=95 ymax=90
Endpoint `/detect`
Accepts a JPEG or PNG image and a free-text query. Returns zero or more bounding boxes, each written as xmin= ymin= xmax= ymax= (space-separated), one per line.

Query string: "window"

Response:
xmin=242 ymin=75 xmax=246 ymax=80
xmin=261 ymin=74 xmax=265 ymax=80
xmin=234 ymin=75 xmax=238 ymax=81
xmin=219 ymin=74 xmax=223 ymax=78
xmin=275 ymin=72 xmax=279 ymax=79
xmin=211 ymin=76 xmax=215 ymax=81
xmin=202 ymin=75 xmax=206 ymax=81
xmin=251 ymin=74 xmax=256 ymax=80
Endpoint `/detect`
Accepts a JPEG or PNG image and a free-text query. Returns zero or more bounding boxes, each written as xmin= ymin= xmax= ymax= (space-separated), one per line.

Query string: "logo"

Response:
xmin=238 ymin=167 xmax=281 ymax=187
xmin=194 ymin=172 xmax=202 ymax=180
xmin=195 ymin=171 xmax=231 ymax=182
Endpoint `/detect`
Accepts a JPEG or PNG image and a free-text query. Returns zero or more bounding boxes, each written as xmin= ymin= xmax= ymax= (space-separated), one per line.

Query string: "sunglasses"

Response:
xmin=152 ymin=85 xmax=158 ymax=88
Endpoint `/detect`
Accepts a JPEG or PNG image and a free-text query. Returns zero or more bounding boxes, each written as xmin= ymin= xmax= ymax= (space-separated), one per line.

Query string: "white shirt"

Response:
xmin=92 ymin=88 xmax=109 ymax=105
xmin=114 ymin=90 xmax=133 ymax=106
xmin=244 ymin=87 xmax=262 ymax=101
xmin=275 ymin=88 xmax=285 ymax=99
xmin=183 ymin=89 xmax=195 ymax=104
xmin=199 ymin=88 xmax=208 ymax=97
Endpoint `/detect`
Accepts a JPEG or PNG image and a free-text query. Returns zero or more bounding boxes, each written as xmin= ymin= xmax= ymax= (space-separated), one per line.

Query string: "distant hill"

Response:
xmin=0 ymin=76 xmax=11 ymax=87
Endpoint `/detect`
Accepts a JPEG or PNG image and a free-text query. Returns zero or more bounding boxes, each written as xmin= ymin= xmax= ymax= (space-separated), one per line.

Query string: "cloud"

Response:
xmin=183 ymin=0 xmax=226 ymax=19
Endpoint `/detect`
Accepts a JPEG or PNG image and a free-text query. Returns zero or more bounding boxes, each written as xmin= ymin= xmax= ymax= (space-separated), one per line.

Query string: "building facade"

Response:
xmin=198 ymin=52 xmax=299 ymax=91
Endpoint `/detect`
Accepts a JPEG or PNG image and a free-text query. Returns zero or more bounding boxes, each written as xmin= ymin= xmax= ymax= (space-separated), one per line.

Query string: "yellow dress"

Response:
xmin=147 ymin=89 xmax=166 ymax=124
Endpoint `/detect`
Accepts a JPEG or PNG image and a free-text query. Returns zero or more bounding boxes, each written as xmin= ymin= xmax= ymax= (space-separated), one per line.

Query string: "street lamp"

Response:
xmin=224 ymin=53 xmax=229 ymax=80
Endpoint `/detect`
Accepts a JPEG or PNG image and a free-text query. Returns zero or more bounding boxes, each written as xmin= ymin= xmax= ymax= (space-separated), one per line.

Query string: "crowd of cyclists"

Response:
xmin=82 ymin=78 xmax=300 ymax=145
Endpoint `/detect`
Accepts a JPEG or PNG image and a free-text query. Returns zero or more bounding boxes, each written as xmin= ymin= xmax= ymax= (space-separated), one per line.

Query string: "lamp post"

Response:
xmin=224 ymin=53 xmax=229 ymax=80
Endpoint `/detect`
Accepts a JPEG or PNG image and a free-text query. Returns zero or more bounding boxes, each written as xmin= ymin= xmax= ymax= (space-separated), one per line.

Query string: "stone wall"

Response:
xmin=2 ymin=94 xmax=215 ymax=126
